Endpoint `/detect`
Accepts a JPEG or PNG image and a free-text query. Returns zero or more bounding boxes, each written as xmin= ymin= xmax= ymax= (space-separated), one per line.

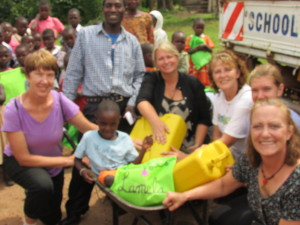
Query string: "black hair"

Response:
xmin=96 ymin=99 xmax=120 ymax=117
xmin=102 ymin=0 xmax=125 ymax=7
xmin=62 ymin=27 xmax=76 ymax=36
xmin=15 ymin=16 xmax=28 ymax=26
xmin=42 ymin=29 xmax=55 ymax=38
xmin=68 ymin=8 xmax=81 ymax=16
xmin=171 ymin=31 xmax=186 ymax=41
xmin=39 ymin=0 xmax=50 ymax=8
xmin=141 ymin=43 xmax=153 ymax=56
xmin=16 ymin=44 xmax=29 ymax=52
xmin=193 ymin=18 xmax=205 ymax=26
xmin=0 ymin=45 xmax=10 ymax=53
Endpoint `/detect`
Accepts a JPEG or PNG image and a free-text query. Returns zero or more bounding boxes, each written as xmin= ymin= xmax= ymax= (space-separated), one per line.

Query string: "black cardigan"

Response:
xmin=136 ymin=71 xmax=212 ymax=140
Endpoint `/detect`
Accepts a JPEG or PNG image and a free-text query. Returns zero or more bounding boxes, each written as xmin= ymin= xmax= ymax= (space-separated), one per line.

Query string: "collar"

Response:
xmin=97 ymin=22 xmax=126 ymax=40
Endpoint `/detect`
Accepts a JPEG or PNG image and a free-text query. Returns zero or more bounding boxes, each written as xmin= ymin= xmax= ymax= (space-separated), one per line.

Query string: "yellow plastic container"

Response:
xmin=173 ymin=140 xmax=235 ymax=192
xmin=130 ymin=113 xmax=187 ymax=163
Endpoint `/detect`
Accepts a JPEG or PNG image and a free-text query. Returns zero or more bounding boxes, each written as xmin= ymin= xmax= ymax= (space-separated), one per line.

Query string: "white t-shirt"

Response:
xmin=213 ymin=85 xmax=253 ymax=158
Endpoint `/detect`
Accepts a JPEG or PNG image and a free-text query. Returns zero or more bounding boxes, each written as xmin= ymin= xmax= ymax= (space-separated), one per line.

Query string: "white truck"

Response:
xmin=219 ymin=0 xmax=300 ymax=112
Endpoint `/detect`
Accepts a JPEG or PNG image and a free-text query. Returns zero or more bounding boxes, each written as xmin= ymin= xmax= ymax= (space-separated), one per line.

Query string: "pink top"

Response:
xmin=29 ymin=16 xmax=65 ymax=38
xmin=9 ymin=39 xmax=20 ymax=53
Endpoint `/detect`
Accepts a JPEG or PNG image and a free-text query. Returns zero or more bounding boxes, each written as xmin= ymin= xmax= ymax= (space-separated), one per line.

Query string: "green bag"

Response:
xmin=110 ymin=156 xmax=176 ymax=206
xmin=190 ymin=35 xmax=212 ymax=70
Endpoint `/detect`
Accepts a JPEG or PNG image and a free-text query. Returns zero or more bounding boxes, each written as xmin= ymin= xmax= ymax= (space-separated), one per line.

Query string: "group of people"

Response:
xmin=1 ymin=0 xmax=299 ymax=225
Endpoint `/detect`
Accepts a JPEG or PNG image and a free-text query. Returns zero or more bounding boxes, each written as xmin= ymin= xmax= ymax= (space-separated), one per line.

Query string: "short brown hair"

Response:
xmin=247 ymin=98 xmax=300 ymax=167
xmin=208 ymin=50 xmax=248 ymax=92
xmin=24 ymin=49 xmax=59 ymax=77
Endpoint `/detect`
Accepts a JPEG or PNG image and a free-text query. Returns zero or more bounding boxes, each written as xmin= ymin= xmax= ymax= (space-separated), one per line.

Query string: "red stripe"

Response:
xmin=222 ymin=2 xmax=244 ymax=39
xmin=223 ymin=1 xmax=229 ymax=11
xmin=235 ymin=26 xmax=243 ymax=41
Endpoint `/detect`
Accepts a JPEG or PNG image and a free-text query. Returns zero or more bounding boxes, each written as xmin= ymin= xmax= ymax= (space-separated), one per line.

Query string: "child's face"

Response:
xmin=39 ymin=5 xmax=50 ymax=20
xmin=97 ymin=111 xmax=120 ymax=140
xmin=63 ymin=32 xmax=76 ymax=48
xmin=2 ymin=24 xmax=13 ymax=43
xmin=23 ymin=36 xmax=34 ymax=52
xmin=33 ymin=34 xmax=42 ymax=50
xmin=0 ymin=48 xmax=12 ymax=69
xmin=43 ymin=35 xmax=55 ymax=50
xmin=172 ymin=34 xmax=186 ymax=53
xmin=68 ymin=12 xmax=80 ymax=28
xmin=16 ymin=19 xmax=28 ymax=36
xmin=16 ymin=47 xmax=29 ymax=67
xmin=193 ymin=21 xmax=205 ymax=36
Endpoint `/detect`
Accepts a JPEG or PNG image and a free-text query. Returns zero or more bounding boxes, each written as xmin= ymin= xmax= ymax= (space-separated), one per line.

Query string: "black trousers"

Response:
xmin=4 ymin=155 xmax=64 ymax=225
xmin=65 ymin=98 xmax=132 ymax=217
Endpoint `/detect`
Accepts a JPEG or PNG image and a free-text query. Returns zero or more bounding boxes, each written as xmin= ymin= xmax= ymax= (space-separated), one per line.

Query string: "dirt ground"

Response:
xmin=0 ymin=167 xmax=208 ymax=225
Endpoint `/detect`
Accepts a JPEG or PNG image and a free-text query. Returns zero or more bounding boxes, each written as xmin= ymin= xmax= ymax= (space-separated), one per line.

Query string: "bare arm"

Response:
xmin=132 ymin=135 xmax=153 ymax=164
xmin=68 ymin=111 xmax=98 ymax=133
xmin=163 ymin=171 xmax=244 ymax=211
xmin=278 ymin=220 xmax=300 ymax=225
xmin=7 ymin=131 xmax=74 ymax=167
xmin=74 ymin=157 xmax=94 ymax=184
xmin=213 ymin=125 xmax=237 ymax=148
xmin=29 ymin=14 xmax=40 ymax=31
xmin=187 ymin=44 xmax=212 ymax=54
xmin=137 ymin=101 xmax=169 ymax=144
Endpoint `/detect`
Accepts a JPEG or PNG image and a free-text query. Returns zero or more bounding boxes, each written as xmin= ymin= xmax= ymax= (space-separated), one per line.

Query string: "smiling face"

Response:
xmin=250 ymin=105 xmax=293 ymax=159
xmin=251 ymin=76 xmax=284 ymax=102
xmin=27 ymin=68 xmax=55 ymax=97
xmin=212 ymin=60 xmax=240 ymax=94
xmin=103 ymin=0 xmax=125 ymax=27
xmin=97 ymin=111 xmax=120 ymax=140
xmin=155 ymin=49 xmax=179 ymax=76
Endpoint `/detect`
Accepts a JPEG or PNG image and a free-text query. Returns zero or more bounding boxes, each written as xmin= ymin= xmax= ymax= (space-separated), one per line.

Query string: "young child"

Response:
xmin=12 ymin=16 xmax=31 ymax=43
xmin=32 ymin=32 xmax=42 ymax=51
xmin=61 ymin=27 xmax=76 ymax=53
xmin=42 ymin=29 xmax=62 ymax=58
xmin=74 ymin=100 xmax=153 ymax=187
xmin=172 ymin=31 xmax=189 ymax=74
xmin=29 ymin=0 xmax=64 ymax=39
xmin=68 ymin=8 xmax=82 ymax=34
xmin=185 ymin=18 xmax=214 ymax=86
xmin=15 ymin=44 xmax=30 ymax=67
xmin=21 ymin=35 xmax=35 ymax=53
xmin=1 ymin=22 xmax=19 ymax=53
xmin=141 ymin=43 xmax=155 ymax=71
xmin=0 ymin=45 xmax=12 ymax=72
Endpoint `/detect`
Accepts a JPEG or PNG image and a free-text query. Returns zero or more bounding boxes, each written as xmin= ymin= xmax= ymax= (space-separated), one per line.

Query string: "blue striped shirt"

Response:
xmin=63 ymin=23 xmax=145 ymax=106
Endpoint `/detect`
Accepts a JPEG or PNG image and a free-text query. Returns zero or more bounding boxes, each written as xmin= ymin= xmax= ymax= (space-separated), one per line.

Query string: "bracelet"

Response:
xmin=79 ymin=168 xmax=87 ymax=176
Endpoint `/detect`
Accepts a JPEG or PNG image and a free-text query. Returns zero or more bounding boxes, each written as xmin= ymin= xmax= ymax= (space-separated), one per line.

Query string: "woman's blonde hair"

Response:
xmin=208 ymin=49 xmax=248 ymax=92
xmin=248 ymin=63 xmax=283 ymax=87
xmin=24 ymin=49 xmax=59 ymax=77
xmin=247 ymin=98 xmax=300 ymax=167
xmin=152 ymin=40 xmax=180 ymax=67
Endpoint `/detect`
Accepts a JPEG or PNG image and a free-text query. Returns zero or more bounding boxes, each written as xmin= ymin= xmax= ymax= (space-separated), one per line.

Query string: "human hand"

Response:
xmin=65 ymin=155 xmax=75 ymax=167
xmin=187 ymin=144 xmax=200 ymax=151
xmin=35 ymin=13 xmax=41 ymax=21
xmin=81 ymin=169 xmax=95 ymax=184
xmin=152 ymin=119 xmax=169 ymax=144
xmin=124 ymin=105 xmax=137 ymax=120
xmin=142 ymin=135 xmax=153 ymax=151
xmin=132 ymin=139 xmax=143 ymax=151
xmin=163 ymin=191 xmax=188 ymax=211
xmin=161 ymin=146 xmax=187 ymax=161
xmin=197 ymin=44 xmax=207 ymax=51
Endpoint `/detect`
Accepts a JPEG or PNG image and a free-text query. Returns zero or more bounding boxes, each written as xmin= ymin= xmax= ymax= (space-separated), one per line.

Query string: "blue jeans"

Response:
xmin=4 ymin=155 xmax=64 ymax=225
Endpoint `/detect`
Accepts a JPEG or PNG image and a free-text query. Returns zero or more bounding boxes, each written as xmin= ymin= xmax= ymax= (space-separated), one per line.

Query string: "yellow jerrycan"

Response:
xmin=130 ymin=113 xmax=187 ymax=163
xmin=173 ymin=140 xmax=235 ymax=192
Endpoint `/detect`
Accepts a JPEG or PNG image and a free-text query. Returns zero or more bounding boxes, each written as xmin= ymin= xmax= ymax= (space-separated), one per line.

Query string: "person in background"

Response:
xmin=0 ymin=45 xmax=12 ymax=72
xmin=122 ymin=0 xmax=154 ymax=44
xmin=249 ymin=63 xmax=300 ymax=131
xmin=1 ymin=22 xmax=19 ymax=53
xmin=42 ymin=29 xmax=62 ymax=64
xmin=68 ymin=8 xmax=82 ymax=34
xmin=172 ymin=31 xmax=189 ymax=74
xmin=141 ymin=43 xmax=155 ymax=71
xmin=136 ymin=40 xmax=211 ymax=151
xmin=150 ymin=10 xmax=168 ymax=44
xmin=61 ymin=0 xmax=145 ymax=224
xmin=15 ymin=44 xmax=30 ymax=68
xmin=29 ymin=0 xmax=64 ymax=39
xmin=61 ymin=27 xmax=77 ymax=53
xmin=21 ymin=35 xmax=35 ymax=53
xmin=12 ymin=17 xmax=31 ymax=43
xmin=163 ymin=98 xmax=300 ymax=225
xmin=3 ymin=49 xmax=97 ymax=225
xmin=185 ymin=18 xmax=214 ymax=86
xmin=32 ymin=32 xmax=42 ymax=51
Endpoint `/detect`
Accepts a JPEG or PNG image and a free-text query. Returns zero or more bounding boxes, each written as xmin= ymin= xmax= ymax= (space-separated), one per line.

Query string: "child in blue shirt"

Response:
xmin=74 ymin=99 xmax=152 ymax=187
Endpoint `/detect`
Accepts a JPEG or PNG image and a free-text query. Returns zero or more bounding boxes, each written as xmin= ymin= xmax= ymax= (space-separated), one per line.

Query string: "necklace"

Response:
xmin=261 ymin=163 xmax=285 ymax=195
